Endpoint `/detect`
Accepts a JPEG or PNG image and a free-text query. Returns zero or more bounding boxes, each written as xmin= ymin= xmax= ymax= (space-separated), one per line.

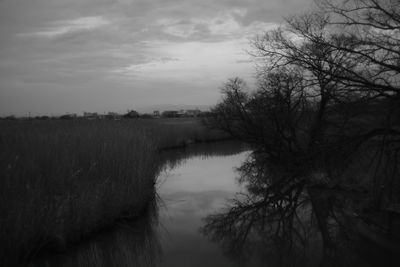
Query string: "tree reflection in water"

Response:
xmin=201 ymin=152 xmax=371 ymax=267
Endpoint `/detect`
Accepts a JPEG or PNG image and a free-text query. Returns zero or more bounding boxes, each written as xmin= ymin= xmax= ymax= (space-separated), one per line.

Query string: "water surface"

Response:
xmin=157 ymin=147 xmax=250 ymax=267
xmin=29 ymin=141 xmax=398 ymax=266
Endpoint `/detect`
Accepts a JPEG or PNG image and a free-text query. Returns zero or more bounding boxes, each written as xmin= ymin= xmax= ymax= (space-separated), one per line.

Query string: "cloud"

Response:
xmin=111 ymin=40 xmax=254 ymax=86
xmin=151 ymin=8 xmax=281 ymax=44
xmin=0 ymin=0 xmax=314 ymax=115
xmin=157 ymin=18 xmax=198 ymax=38
xmin=17 ymin=16 xmax=110 ymax=38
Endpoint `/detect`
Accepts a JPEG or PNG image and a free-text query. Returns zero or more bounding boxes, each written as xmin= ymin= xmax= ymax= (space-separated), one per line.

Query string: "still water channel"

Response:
xmin=157 ymin=143 xmax=250 ymax=267
xmin=31 ymin=141 xmax=397 ymax=267
xmin=30 ymin=141 xmax=251 ymax=267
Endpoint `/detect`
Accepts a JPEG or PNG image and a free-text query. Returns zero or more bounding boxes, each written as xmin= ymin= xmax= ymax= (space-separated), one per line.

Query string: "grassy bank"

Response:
xmin=147 ymin=117 xmax=231 ymax=149
xmin=0 ymin=118 xmax=228 ymax=266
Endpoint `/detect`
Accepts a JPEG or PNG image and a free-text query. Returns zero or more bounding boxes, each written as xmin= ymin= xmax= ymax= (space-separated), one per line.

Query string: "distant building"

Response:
xmin=83 ymin=112 xmax=98 ymax=119
xmin=60 ymin=113 xmax=77 ymax=120
xmin=153 ymin=110 xmax=160 ymax=117
xmin=177 ymin=109 xmax=185 ymax=117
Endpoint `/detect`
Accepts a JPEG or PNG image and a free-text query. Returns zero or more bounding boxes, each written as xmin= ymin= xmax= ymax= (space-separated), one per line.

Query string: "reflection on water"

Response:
xmin=157 ymin=142 xmax=250 ymax=267
xmin=201 ymin=152 xmax=398 ymax=267
xmin=29 ymin=141 xmax=397 ymax=266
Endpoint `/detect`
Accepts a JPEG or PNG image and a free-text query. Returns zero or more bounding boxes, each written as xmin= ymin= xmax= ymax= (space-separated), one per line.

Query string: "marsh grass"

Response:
xmin=0 ymin=118 xmax=227 ymax=265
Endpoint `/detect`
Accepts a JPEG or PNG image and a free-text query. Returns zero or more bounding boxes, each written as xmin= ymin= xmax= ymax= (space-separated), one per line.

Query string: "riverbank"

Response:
xmin=0 ymin=118 xmax=229 ymax=266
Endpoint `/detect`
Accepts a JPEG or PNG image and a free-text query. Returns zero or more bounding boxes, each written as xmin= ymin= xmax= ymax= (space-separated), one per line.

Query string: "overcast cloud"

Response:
xmin=0 ymin=0 xmax=314 ymax=116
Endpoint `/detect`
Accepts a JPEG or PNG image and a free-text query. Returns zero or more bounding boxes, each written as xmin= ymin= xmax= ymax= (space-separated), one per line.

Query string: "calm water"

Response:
xmin=30 ymin=141 xmax=397 ymax=267
xmin=157 ymin=148 xmax=250 ymax=267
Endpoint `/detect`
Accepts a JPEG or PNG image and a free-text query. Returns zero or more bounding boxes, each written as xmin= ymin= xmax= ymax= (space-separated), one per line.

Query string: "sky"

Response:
xmin=0 ymin=0 xmax=314 ymax=116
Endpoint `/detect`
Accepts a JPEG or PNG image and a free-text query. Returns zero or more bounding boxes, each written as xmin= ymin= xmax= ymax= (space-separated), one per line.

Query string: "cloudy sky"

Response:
xmin=0 ymin=0 xmax=314 ymax=116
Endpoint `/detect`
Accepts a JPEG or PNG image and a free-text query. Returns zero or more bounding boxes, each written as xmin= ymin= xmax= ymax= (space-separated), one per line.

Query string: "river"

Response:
xmin=157 ymin=144 xmax=250 ymax=267
xmin=29 ymin=141 xmax=397 ymax=267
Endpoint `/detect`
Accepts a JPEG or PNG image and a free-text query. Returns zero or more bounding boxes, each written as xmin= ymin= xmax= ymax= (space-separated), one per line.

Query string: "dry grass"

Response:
xmin=0 ymin=118 xmax=228 ymax=265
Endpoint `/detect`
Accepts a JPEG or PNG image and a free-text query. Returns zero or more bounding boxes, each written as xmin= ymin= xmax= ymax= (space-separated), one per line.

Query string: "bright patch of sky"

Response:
xmin=113 ymin=40 xmax=254 ymax=82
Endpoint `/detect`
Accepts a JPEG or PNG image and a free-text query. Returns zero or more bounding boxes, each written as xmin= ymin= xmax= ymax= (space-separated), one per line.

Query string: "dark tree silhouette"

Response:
xmin=207 ymin=0 xmax=400 ymax=211
xmin=204 ymin=1 xmax=400 ymax=264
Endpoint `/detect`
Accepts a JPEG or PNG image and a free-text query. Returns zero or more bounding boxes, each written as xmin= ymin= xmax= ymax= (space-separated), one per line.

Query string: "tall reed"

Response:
xmin=0 ymin=120 xmax=159 ymax=265
xmin=0 ymin=118 xmax=229 ymax=265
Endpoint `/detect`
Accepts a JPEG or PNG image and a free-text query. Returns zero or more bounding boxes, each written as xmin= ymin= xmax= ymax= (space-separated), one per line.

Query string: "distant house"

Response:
xmin=153 ymin=110 xmax=160 ymax=117
xmin=83 ymin=112 xmax=98 ymax=120
xmin=60 ymin=113 xmax=77 ymax=120
xmin=177 ymin=109 xmax=185 ymax=117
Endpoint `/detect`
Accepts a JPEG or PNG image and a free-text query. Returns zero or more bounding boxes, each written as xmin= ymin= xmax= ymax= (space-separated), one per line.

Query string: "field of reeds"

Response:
xmin=0 ymin=117 xmax=229 ymax=266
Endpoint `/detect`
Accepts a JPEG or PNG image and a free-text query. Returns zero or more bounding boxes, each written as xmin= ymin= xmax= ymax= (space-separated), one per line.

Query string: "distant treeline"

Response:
xmin=0 ymin=110 xmax=213 ymax=121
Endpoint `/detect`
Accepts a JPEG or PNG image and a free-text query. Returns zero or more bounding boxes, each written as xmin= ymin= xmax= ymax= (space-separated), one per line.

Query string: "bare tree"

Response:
xmin=317 ymin=0 xmax=400 ymax=93
xmin=207 ymin=70 xmax=314 ymax=168
xmin=206 ymin=1 xmax=400 ymax=256
xmin=248 ymin=0 xmax=400 ymax=207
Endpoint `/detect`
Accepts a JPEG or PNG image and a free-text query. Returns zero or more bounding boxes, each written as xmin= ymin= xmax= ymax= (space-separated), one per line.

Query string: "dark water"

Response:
xmin=157 ymin=147 xmax=250 ymax=267
xmin=30 ymin=141 xmax=398 ymax=267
